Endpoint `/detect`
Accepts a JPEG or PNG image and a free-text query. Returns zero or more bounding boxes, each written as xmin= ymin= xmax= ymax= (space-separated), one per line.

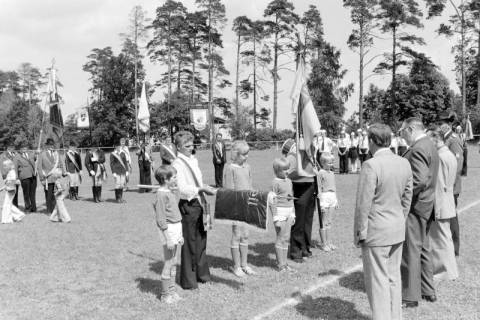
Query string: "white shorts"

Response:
xmin=159 ymin=222 xmax=183 ymax=245
xmin=319 ymin=192 xmax=338 ymax=208
xmin=273 ymin=206 xmax=295 ymax=222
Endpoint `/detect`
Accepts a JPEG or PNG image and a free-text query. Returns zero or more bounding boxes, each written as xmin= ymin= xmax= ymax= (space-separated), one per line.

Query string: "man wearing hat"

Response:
xmin=37 ymin=138 xmax=65 ymax=213
xmin=15 ymin=144 xmax=37 ymax=213
xmin=438 ymin=111 xmax=463 ymax=256
xmin=1 ymin=144 xmax=19 ymax=207
xmin=65 ymin=141 xmax=82 ymax=200
xmin=110 ymin=140 xmax=128 ymax=203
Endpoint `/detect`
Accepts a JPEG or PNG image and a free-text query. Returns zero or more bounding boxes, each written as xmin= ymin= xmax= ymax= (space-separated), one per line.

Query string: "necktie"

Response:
xmin=321 ymin=139 xmax=325 ymax=152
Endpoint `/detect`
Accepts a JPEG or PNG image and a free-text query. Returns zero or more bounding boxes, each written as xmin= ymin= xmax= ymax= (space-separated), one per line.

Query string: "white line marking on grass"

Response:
xmin=252 ymin=199 xmax=480 ymax=320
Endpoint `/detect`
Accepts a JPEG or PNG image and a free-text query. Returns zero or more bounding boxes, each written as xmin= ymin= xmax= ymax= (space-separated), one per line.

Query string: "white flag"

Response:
xmin=138 ymin=82 xmax=150 ymax=133
xmin=77 ymin=108 xmax=90 ymax=128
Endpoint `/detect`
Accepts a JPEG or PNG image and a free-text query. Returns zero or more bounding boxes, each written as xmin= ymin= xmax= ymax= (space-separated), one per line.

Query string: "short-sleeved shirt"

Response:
xmin=223 ymin=163 xmax=252 ymax=190
xmin=154 ymin=189 xmax=182 ymax=231
xmin=317 ymin=169 xmax=336 ymax=193
xmin=272 ymin=177 xmax=294 ymax=208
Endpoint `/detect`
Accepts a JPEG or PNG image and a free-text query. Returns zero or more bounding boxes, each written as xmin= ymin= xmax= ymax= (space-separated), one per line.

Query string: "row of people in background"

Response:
xmin=0 ymin=137 xmax=156 ymax=224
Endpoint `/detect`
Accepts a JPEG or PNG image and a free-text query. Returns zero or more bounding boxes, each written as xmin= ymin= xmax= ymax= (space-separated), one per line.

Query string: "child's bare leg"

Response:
xmin=231 ymin=224 xmax=245 ymax=277
xmin=239 ymin=226 xmax=255 ymax=275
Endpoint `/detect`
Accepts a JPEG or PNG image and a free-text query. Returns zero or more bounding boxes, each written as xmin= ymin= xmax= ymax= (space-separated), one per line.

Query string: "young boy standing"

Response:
xmin=110 ymin=142 xmax=128 ymax=203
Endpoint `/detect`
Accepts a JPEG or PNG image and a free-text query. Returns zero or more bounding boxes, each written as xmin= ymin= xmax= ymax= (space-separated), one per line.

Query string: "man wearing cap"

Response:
xmin=37 ymin=138 xmax=65 ymax=214
xmin=438 ymin=112 xmax=463 ymax=257
xmin=15 ymin=144 xmax=37 ymax=213
xmin=1 ymin=144 xmax=19 ymax=207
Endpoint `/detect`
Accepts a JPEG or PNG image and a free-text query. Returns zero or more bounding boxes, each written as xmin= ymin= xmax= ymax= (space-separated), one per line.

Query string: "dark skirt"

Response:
xmin=348 ymin=147 xmax=358 ymax=160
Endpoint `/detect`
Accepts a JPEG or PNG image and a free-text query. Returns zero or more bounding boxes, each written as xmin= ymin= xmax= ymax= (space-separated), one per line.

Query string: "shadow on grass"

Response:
xmin=317 ymin=269 xmax=343 ymax=277
xmin=338 ymin=271 xmax=365 ymax=293
xmin=295 ymin=295 xmax=369 ymax=320
xmin=247 ymin=242 xmax=277 ymax=268
xmin=136 ymin=277 xmax=162 ymax=300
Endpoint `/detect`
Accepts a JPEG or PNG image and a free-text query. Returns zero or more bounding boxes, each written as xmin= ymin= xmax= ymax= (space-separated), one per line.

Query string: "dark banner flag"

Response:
xmin=214 ymin=189 xmax=271 ymax=230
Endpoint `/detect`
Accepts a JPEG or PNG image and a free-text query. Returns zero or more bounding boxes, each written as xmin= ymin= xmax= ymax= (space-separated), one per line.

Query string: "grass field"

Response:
xmin=1 ymin=146 xmax=479 ymax=320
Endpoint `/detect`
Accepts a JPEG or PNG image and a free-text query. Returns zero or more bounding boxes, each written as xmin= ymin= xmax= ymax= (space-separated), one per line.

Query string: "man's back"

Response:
xmin=355 ymin=149 xmax=413 ymax=246
xmin=403 ymin=136 xmax=440 ymax=219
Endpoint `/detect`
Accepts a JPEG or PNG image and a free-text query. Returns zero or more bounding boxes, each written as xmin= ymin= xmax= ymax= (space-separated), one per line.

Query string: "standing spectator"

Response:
xmin=455 ymin=125 xmax=468 ymax=176
xmin=119 ymin=138 xmax=132 ymax=190
xmin=159 ymin=132 xmax=176 ymax=165
xmin=65 ymin=142 xmax=82 ymax=200
xmin=389 ymin=133 xmax=398 ymax=154
xmin=282 ymin=138 xmax=316 ymax=263
xmin=85 ymin=148 xmax=106 ymax=203
xmin=439 ymin=118 xmax=463 ymax=257
xmin=37 ymin=138 xmax=65 ymax=214
xmin=348 ymin=132 xmax=359 ymax=173
xmin=1 ymin=144 xmax=19 ymax=207
xmin=1 ymin=159 xmax=25 ymax=223
xmin=110 ymin=141 xmax=128 ymax=203
xmin=137 ymin=142 xmax=153 ymax=193
xmin=427 ymin=127 xmax=459 ymax=280
xmin=49 ymin=168 xmax=71 ymax=223
xmin=399 ymin=117 xmax=439 ymax=308
xmin=15 ymin=144 xmax=37 ymax=213
xmin=212 ymin=133 xmax=226 ymax=187
xmin=314 ymin=130 xmax=335 ymax=163
xmin=354 ymin=123 xmax=413 ymax=320
xmin=172 ymin=131 xmax=216 ymax=289
xmin=358 ymin=130 xmax=370 ymax=164
xmin=337 ymin=131 xmax=350 ymax=174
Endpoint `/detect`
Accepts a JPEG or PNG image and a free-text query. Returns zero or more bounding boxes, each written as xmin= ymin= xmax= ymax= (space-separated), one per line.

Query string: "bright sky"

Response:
xmin=0 ymin=0 xmax=457 ymax=129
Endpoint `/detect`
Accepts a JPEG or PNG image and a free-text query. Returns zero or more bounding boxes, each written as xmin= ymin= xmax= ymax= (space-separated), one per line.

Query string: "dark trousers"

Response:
xmin=289 ymin=182 xmax=316 ymax=259
xmin=401 ymin=213 xmax=435 ymax=302
xmin=338 ymin=152 xmax=348 ymax=174
xmin=213 ymin=162 xmax=224 ymax=187
xmin=451 ymin=194 xmax=460 ymax=256
xmin=179 ymin=199 xmax=210 ymax=289
xmin=461 ymin=147 xmax=468 ymax=176
xmin=138 ymin=162 xmax=152 ymax=193
xmin=21 ymin=176 xmax=37 ymax=212
xmin=359 ymin=152 xmax=368 ymax=164
xmin=12 ymin=185 xmax=19 ymax=207
xmin=44 ymin=183 xmax=56 ymax=214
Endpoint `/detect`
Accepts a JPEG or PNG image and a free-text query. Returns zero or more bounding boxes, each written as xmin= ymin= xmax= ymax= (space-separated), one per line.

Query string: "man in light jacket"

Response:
xmin=354 ymin=123 xmax=413 ymax=320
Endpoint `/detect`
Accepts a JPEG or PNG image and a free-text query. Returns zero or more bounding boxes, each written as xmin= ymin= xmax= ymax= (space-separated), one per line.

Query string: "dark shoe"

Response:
xmin=422 ymin=295 xmax=437 ymax=303
xmin=402 ymin=300 xmax=418 ymax=308
xmin=289 ymin=256 xmax=304 ymax=263
xmin=74 ymin=187 xmax=79 ymax=200
xmin=302 ymin=251 xmax=313 ymax=258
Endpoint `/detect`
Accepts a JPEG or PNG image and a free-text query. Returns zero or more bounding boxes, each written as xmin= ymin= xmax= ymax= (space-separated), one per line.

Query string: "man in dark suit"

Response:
xmin=439 ymin=115 xmax=463 ymax=257
xmin=212 ymin=133 xmax=226 ymax=187
xmin=354 ymin=123 xmax=413 ymax=320
xmin=1 ymin=144 xmax=19 ymax=207
xmin=37 ymin=138 xmax=65 ymax=213
xmin=399 ymin=117 xmax=439 ymax=308
xmin=15 ymin=144 xmax=37 ymax=213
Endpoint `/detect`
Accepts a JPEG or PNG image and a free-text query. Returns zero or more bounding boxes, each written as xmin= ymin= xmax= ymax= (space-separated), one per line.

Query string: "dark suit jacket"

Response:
xmin=212 ymin=141 xmax=226 ymax=164
xmin=15 ymin=152 xmax=36 ymax=180
xmin=85 ymin=149 xmax=105 ymax=176
xmin=403 ymin=136 xmax=439 ymax=220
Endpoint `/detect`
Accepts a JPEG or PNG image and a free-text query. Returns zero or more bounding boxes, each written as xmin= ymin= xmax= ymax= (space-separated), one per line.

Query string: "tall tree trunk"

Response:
xmin=253 ymin=32 xmax=257 ymax=134
xmin=235 ymin=33 xmax=241 ymax=120
xmin=477 ymin=27 xmax=480 ymax=108
xmin=167 ymin=20 xmax=173 ymax=139
xmin=461 ymin=12 xmax=466 ymax=117
xmin=134 ymin=16 xmax=139 ymax=140
xmin=359 ymin=22 xmax=365 ymax=128
xmin=391 ymin=25 xmax=397 ymax=124
xmin=272 ymin=15 xmax=279 ymax=133
xmin=207 ymin=0 xmax=214 ymax=141
xmin=191 ymin=37 xmax=197 ymax=104
xmin=177 ymin=58 xmax=181 ymax=92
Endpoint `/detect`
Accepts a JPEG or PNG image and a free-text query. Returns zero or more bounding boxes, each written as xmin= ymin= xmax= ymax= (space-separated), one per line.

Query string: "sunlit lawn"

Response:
xmin=0 ymin=146 xmax=479 ymax=319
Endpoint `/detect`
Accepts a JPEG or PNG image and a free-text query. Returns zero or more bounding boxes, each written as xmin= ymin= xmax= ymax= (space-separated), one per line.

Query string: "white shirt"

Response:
xmin=359 ymin=136 xmax=369 ymax=149
xmin=172 ymin=153 xmax=204 ymax=201
xmin=315 ymin=136 xmax=335 ymax=153
xmin=337 ymin=137 xmax=350 ymax=149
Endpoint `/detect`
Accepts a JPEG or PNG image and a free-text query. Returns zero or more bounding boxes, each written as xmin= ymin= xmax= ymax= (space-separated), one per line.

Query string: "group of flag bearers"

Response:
xmin=0 ymin=137 xmax=135 ymax=225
